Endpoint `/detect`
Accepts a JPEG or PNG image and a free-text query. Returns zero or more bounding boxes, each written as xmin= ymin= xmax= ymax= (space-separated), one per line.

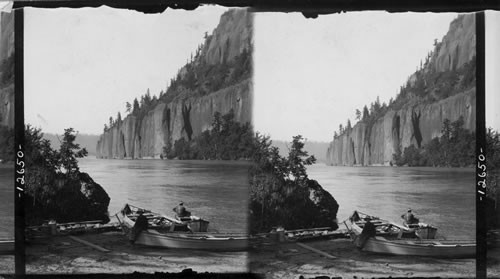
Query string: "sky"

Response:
xmin=24 ymin=5 xmax=228 ymax=135
xmin=21 ymin=8 xmax=500 ymax=138
xmin=486 ymin=11 xmax=500 ymax=131
xmin=253 ymin=12 xmax=462 ymax=142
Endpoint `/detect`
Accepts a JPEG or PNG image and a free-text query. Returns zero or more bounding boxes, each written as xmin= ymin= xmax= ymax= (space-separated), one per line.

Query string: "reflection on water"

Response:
xmin=0 ymin=167 xmax=14 ymax=239
xmin=308 ymin=164 xmax=475 ymax=239
xmin=79 ymin=158 xmax=250 ymax=233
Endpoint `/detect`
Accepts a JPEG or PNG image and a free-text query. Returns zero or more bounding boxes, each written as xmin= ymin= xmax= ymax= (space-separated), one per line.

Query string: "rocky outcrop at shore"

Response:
xmin=26 ymin=172 xmax=110 ymax=225
xmin=96 ymin=9 xmax=252 ymax=159
xmin=249 ymin=170 xmax=339 ymax=233
xmin=249 ymin=136 xmax=339 ymax=233
xmin=326 ymin=14 xmax=476 ymax=166
xmin=305 ymin=179 xmax=339 ymax=229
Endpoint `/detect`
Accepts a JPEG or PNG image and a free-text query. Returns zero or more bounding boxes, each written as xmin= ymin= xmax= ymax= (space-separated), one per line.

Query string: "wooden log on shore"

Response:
xmin=68 ymin=236 xmax=110 ymax=253
xmin=296 ymin=242 xmax=337 ymax=259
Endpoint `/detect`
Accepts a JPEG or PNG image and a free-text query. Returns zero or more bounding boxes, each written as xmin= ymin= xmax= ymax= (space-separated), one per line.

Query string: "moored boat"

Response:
xmin=0 ymin=239 xmax=14 ymax=254
xmin=116 ymin=203 xmax=249 ymax=251
xmin=119 ymin=203 xmax=208 ymax=233
xmin=344 ymin=210 xmax=475 ymax=258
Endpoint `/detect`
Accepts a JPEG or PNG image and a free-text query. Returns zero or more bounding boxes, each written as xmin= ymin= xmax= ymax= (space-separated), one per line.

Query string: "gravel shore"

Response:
xmin=250 ymin=238 xmax=476 ymax=278
xmin=24 ymin=231 xmax=483 ymax=277
xmin=26 ymin=231 xmax=248 ymax=274
xmin=0 ymin=255 xmax=14 ymax=274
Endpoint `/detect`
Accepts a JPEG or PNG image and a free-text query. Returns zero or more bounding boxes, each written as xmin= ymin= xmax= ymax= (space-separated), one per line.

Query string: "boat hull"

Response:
xmin=0 ymin=240 xmax=14 ymax=254
xmin=345 ymin=211 xmax=476 ymax=258
xmin=135 ymin=231 xmax=249 ymax=251
xmin=118 ymin=204 xmax=249 ymax=251
xmin=363 ymin=237 xmax=475 ymax=258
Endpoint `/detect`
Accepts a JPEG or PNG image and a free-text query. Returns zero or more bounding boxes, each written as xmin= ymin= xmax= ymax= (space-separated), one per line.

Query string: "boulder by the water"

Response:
xmin=249 ymin=170 xmax=339 ymax=233
xmin=26 ymin=172 xmax=110 ymax=225
xmin=305 ymin=179 xmax=339 ymax=230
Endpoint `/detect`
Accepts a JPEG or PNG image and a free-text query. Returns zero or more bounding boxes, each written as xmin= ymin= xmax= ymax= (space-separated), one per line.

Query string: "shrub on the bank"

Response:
xmin=485 ymin=128 xmax=500 ymax=229
xmin=165 ymin=109 xmax=254 ymax=160
xmin=393 ymin=117 xmax=475 ymax=167
xmin=25 ymin=125 xmax=110 ymax=225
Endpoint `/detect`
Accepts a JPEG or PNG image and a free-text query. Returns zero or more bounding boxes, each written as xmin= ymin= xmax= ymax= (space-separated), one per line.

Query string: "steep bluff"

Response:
xmin=96 ymin=9 xmax=252 ymax=159
xmin=97 ymin=79 xmax=252 ymax=159
xmin=0 ymin=12 xmax=14 ymax=61
xmin=0 ymin=12 xmax=14 ymax=129
xmin=327 ymin=14 xmax=476 ymax=166
xmin=432 ymin=14 xmax=475 ymax=73
xmin=327 ymin=89 xmax=475 ymax=166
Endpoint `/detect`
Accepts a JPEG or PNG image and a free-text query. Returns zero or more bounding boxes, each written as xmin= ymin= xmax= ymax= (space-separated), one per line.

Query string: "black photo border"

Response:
xmin=11 ymin=1 xmax=496 ymax=278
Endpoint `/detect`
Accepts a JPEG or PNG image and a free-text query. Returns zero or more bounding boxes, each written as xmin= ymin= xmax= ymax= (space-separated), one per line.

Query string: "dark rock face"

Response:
xmin=73 ymin=172 xmax=111 ymax=223
xmin=305 ymin=179 xmax=339 ymax=229
xmin=26 ymin=172 xmax=110 ymax=225
xmin=249 ymin=169 xmax=339 ymax=233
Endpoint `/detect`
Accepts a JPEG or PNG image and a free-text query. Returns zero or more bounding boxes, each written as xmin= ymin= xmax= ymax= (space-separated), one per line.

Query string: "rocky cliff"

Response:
xmin=96 ymin=9 xmax=252 ymax=159
xmin=0 ymin=12 xmax=14 ymax=129
xmin=327 ymin=14 xmax=476 ymax=166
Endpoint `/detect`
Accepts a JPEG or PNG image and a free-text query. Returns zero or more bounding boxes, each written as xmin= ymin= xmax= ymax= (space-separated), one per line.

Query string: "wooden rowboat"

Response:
xmin=117 ymin=204 xmax=249 ymax=251
xmin=119 ymin=203 xmax=208 ymax=233
xmin=0 ymin=239 xmax=14 ymax=254
xmin=344 ymin=210 xmax=475 ymax=258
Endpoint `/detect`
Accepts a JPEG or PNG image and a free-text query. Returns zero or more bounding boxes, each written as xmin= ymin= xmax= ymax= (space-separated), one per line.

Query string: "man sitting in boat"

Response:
xmin=401 ymin=209 xmax=419 ymax=227
xmin=173 ymin=202 xmax=191 ymax=221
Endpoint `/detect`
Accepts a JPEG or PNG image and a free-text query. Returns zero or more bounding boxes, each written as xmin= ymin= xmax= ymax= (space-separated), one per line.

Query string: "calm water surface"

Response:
xmin=78 ymin=158 xmax=474 ymax=239
xmin=79 ymin=158 xmax=250 ymax=233
xmin=0 ymin=167 xmax=14 ymax=239
xmin=308 ymin=164 xmax=475 ymax=240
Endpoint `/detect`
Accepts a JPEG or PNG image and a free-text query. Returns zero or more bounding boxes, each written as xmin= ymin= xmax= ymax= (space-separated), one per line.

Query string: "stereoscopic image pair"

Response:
xmin=0 ymin=5 xmax=499 ymax=278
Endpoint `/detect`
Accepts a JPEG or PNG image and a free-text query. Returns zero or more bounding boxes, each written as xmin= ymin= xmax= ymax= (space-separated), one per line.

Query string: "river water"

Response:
xmin=0 ymin=167 xmax=14 ymax=239
xmin=307 ymin=163 xmax=475 ymax=240
xmin=78 ymin=158 xmax=250 ymax=233
xmin=78 ymin=159 xmax=474 ymax=240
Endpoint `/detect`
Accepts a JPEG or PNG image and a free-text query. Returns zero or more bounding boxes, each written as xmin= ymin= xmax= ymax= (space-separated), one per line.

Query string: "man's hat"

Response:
xmin=408 ymin=208 xmax=412 ymax=212
xmin=179 ymin=201 xmax=184 ymax=205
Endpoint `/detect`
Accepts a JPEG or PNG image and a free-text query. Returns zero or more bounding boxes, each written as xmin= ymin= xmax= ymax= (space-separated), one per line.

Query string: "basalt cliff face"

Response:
xmin=96 ymin=9 xmax=252 ymax=159
xmin=327 ymin=14 xmax=476 ymax=166
xmin=0 ymin=12 xmax=14 ymax=129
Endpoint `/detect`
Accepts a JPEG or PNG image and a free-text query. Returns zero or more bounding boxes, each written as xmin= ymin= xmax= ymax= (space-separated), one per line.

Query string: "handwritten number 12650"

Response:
xmin=477 ymin=148 xmax=486 ymax=198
